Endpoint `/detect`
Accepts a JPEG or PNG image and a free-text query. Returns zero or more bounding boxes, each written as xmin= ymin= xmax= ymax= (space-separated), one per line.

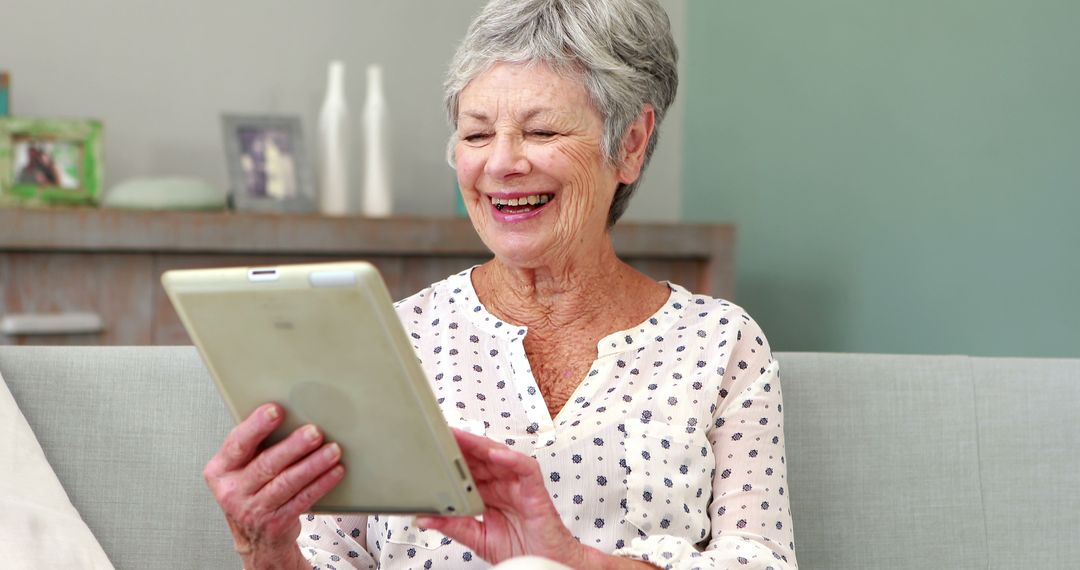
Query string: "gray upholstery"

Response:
xmin=0 ymin=346 xmax=236 ymax=570
xmin=972 ymin=357 xmax=1080 ymax=568
xmin=1 ymin=347 xmax=1078 ymax=569
xmin=780 ymin=353 xmax=988 ymax=568
xmin=780 ymin=352 xmax=1080 ymax=569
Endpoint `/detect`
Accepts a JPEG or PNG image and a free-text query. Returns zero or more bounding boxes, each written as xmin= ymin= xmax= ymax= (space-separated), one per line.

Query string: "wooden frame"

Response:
xmin=0 ymin=117 xmax=103 ymax=206
xmin=221 ymin=114 xmax=315 ymax=213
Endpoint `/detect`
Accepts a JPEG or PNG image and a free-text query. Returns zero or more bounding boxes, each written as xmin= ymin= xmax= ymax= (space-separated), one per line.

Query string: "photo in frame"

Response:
xmin=221 ymin=114 xmax=314 ymax=212
xmin=0 ymin=71 xmax=9 ymax=116
xmin=0 ymin=117 xmax=103 ymax=206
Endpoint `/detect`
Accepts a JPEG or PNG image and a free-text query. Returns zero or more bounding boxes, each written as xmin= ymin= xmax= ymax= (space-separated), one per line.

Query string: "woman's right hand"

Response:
xmin=204 ymin=403 xmax=345 ymax=569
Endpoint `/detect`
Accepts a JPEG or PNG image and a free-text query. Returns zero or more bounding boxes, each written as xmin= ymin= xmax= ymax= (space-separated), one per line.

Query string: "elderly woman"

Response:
xmin=203 ymin=0 xmax=797 ymax=568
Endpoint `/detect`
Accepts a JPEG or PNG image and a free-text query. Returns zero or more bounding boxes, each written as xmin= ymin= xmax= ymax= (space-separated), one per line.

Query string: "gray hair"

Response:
xmin=444 ymin=0 xmax=678 ymax=227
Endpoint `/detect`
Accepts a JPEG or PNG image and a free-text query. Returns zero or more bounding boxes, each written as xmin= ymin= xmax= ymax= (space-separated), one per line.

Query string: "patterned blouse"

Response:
xmin=299 ymin=267 xmax=797 ymax=569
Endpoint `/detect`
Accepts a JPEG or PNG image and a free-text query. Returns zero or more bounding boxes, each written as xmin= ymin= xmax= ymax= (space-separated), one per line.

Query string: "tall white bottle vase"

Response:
xmin=361 ymin=64 xmax=392 ymax=217
xmin=317 ymin=60 xmax=352 ymax=216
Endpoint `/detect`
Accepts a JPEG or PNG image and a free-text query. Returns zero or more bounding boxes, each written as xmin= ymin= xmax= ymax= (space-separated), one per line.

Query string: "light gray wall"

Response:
xmin=0 ymin=0 xmax=684 ymax=221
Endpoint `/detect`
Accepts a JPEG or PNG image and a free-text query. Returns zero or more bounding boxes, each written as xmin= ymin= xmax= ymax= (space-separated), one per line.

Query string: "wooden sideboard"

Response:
xmin=0 ymin=208 xmax=734 ymax=345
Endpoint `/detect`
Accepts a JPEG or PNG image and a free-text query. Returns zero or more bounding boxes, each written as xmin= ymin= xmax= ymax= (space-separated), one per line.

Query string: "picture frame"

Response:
xmin=0 ymin=71 xmax=9 ymax=116
xmin=0 ymin=117 xmax=103 ymax=206
xmin=221 ymin=114 xmax=315 ymax=213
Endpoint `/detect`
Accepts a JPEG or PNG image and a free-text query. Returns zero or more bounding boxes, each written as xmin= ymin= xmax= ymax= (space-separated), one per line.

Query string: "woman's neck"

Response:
xmin=472 ymin=242 xmax=664 ymax=334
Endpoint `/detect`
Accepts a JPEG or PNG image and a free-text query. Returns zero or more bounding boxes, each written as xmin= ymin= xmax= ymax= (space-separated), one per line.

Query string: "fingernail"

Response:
xmin=304 ymin=425 xmax=320 ymax=441
xmin=324 ymin=443 xmax=341 ymax=460
xmin=265 ymin=405 xmax=279 ymax=421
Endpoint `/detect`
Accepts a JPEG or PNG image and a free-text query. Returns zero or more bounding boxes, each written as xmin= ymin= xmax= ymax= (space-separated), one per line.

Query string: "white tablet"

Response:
xmin=162 ymin=261 xmax=484 ymax=516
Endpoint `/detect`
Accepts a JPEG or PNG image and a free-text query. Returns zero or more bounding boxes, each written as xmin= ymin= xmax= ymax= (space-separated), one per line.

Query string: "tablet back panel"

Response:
xmin=162 ymin=262 xmax=483 ymax=515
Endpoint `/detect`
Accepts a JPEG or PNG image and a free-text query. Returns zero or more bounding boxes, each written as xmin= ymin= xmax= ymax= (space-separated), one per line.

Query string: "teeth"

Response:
xmin=489 ymin=194 xmax=553 ymax=207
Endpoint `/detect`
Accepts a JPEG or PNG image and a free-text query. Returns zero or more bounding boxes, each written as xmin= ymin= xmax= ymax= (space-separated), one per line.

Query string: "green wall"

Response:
xmin=683 ymin=0 xmax=1080 ymax=357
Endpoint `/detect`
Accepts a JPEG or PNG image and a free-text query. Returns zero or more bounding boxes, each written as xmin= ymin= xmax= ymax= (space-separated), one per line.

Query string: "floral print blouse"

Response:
xmin=299 ymin=267 xmax=797 ymax=569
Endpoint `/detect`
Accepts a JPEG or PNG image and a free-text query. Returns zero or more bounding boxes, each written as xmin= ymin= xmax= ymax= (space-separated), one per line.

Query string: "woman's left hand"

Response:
xmin=416 ymin=429 xmax=592 ymax=567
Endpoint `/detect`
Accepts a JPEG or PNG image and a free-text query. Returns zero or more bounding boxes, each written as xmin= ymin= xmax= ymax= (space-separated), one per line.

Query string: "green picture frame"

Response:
xmin=0 ymin=71 xmax=9 ymax=116
xmin=0 ymin=117 xmax=103 ymax=206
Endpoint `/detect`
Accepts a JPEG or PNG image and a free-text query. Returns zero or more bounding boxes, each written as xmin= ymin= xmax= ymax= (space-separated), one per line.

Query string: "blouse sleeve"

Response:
xmin=613 ymin=317 xmax=798 ymax=569
xmin=296 ymin=514 xmax=377 ymax=570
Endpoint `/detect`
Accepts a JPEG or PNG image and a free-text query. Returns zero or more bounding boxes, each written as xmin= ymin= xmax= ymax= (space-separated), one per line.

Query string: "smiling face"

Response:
xmin=454 ymin=62 xmax=626 ymax=270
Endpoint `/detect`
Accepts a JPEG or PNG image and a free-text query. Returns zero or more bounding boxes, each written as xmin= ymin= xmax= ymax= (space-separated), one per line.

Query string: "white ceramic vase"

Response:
xmin=317 ymin=60 xmax=352 ymax=216
xmin=361 ymin=64 xmax=392 ymax=217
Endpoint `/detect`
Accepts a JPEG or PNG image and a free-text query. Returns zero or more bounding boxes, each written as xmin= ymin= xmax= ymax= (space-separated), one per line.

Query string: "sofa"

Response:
xmin=1 ymin=346 xmax=1077 ymax=569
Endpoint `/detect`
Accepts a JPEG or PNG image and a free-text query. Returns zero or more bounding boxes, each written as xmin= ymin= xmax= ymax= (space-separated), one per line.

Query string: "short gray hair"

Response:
xmin=445 ymin=0 xmax=678 ymax=227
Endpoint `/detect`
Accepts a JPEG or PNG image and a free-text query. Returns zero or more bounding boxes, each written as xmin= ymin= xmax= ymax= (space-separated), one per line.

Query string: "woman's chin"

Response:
xmin=472 ymin=217 xmax=549 ymax=264
xmin=489 ymin=245 xmax=554 ymax=269
xmin=480 ymin=232 xmax=559 ymax=269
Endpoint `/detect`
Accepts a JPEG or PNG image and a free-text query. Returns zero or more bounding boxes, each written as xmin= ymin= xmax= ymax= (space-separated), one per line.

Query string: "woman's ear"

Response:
xmin=616 ymin=104 xmax=656 ymax=185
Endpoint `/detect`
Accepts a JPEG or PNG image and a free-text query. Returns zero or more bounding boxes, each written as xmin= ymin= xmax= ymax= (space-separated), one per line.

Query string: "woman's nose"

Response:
xmin=484 ymin=134 xmax=531 ymax=180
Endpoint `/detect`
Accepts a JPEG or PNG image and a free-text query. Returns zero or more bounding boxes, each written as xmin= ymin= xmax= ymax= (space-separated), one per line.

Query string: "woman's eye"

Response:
xmin=462 ymin=133 xmax=491 ymax=143
xmin=528 ymin=131 xmax=557 ymax=139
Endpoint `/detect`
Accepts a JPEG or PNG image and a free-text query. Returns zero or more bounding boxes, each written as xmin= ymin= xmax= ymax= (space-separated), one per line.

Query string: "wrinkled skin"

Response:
xmin=418 ymin=430 xmax=657 ymax=569
xmin=204 ymin=403 xmax=344 ymax=570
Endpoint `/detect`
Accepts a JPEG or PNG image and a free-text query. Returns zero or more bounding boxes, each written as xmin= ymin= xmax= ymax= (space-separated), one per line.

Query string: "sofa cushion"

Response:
xmin=777 ymin=352 xmax=989 ymax=569
xmin=973 ymin=357 xmax=1080 ymax=566
xmin=1 ymin=364 xmax=113 ymax=568
xmin=0 ymin=346 xmax=238 ymax=569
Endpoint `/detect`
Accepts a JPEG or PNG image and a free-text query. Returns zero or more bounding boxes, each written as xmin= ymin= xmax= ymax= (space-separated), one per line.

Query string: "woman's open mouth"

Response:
xmin=489 ymin=193 xmax=554 ymax=215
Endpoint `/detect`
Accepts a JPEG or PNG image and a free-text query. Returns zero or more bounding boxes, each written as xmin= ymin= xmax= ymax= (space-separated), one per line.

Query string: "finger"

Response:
xmin=468 ymin=469 xmax=542 ymax=513
xmin=207 ymin=403 xmax=284 ymax=476
xmin=459 ymin=439 xmax=535 ymax=483
xmin=488 ymin=447 xmax=542 ymax=479
xmin=241 ymin=424 xmax=326 ymax=494
xmin=416 ymin=515 xmax=484 ymax=550
xmin=462 ymin=447 xmax=557 ymax=516
xmin=451 ymin=429 xmax=523 ymax=481
xmin=273 ymin=462 xmax=347 ymax=521
xmin=486 ymin=450 xmax=562 ymax=515
xmin=256 ymin=440 xmax=342 ymax=507
xmin=452 ymin=428 xmax=534 ymax=477
xmin=451 ymin=428 xmax=509 ymax=458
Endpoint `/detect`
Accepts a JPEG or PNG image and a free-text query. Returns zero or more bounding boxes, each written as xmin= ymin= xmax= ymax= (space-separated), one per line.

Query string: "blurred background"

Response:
xmin=1 ymin=0 xmax=1076 ymax=357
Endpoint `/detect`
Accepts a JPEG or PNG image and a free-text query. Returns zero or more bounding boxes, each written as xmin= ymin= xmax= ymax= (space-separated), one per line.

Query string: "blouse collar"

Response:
xmin=447 ymin=266 xmax=692 ymax=357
